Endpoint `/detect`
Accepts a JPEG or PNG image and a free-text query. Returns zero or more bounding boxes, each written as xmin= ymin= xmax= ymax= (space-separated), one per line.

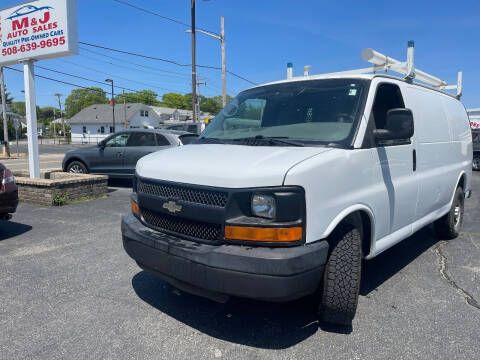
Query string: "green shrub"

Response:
xmin=52 ymin=191 xmax=69 ymax=206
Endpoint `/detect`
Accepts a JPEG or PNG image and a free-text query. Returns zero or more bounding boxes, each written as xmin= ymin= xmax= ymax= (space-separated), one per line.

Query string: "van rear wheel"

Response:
xmin=318 ymin=224 xmax=362 ymax=326
xmin=473 ymin=155 xmax=480 ymax=171
xmin=434 ymin=186 xmax=464 ymax=240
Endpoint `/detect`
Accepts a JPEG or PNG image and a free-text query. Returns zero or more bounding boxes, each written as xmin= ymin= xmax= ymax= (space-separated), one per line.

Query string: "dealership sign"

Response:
xmin=0 ymin=0 xmax=77 ymax=66
xmin=471 ymin=118 xmax=480 ymax=130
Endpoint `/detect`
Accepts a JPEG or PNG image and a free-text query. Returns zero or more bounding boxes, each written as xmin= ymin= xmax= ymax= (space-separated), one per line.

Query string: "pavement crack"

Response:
xmin=433 ymin=241 xmax=480 ymax=310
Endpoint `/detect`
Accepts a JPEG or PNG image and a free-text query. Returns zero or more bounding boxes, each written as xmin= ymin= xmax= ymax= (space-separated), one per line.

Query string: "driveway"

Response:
xmin=0 ymin=175 xmax=479 ymax=359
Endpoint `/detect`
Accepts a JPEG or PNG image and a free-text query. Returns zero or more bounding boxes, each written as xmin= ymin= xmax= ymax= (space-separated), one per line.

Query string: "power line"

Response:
xmin=58 ymin=58 xmax=181 ymax=93
xmin=78 ymin=41 xmax=258 ymax=85
xmin=79 ymin=46 xmax=191 ymax=78
xmin=4 ymin=66 xmax=125 ymax=98
xmin=78 ymin=41 xmax=188 ymax=67
xmin=78 ymin=47 xmax=233 ymax=93
xmin=35 ymin=64 xmax=142 ymax=93
xmin=111 ymin=0 xmax=218 ymax=35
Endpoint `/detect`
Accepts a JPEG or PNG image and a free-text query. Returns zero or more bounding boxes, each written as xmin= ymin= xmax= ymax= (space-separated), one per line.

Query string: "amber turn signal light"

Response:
xmin=131 ymin=198 xmax=140 ymax=216
xmin=224 ymin=226 xmax=302 ymax=242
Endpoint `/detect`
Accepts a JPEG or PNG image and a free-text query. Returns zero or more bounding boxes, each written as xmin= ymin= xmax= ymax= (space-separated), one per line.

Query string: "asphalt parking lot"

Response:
xmin=1 ymin=175 xmax=479 ymax=360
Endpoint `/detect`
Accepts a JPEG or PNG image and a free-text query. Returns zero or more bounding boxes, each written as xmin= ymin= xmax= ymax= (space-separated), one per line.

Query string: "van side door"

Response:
xmin=405 ymin=89 xmax=465 ymax=222
xmin=364 ymin=81 xmax=419 ymax=244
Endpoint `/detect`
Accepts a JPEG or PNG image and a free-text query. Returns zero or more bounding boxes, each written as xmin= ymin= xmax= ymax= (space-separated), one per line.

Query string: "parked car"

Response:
xmin=473 ymin=129 xmax=480 ymax=171
xmin=0 ymin=163 xmax=18 ymax=221
xmin=162 ymin=122 xmax=205 ymax=135
xmin=62 ymin=129 xmax=198 ymax=177
xmin=122 ymin=71 xmax=472 ymax=326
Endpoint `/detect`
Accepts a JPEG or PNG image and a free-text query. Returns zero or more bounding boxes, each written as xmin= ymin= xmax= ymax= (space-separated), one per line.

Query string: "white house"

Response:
xmin=69 ymin=103 xmax=162 ymax=144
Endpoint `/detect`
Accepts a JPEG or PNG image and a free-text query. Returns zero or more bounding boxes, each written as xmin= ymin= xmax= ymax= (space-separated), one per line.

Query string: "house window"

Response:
xmin=82 ymin=126 xmax=86 ymax=134
xmin=144 ymin=110 xmax=148 ymax=117
xmin=109 ymin=126 xmax=114 ymax=133
xmin=140 ymin=110 xmax=149 ymax=117
xmin=100 ymin=126 xmax=105 ymax=134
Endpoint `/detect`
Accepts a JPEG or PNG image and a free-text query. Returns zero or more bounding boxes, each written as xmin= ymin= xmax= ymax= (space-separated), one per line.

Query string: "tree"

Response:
xmin=183 ymin=93 xmax=206 ymax=111
xmin=161 ymin=92 xmax=188 ymax=109
xmin=10 ymin=101 xmax=26 ymax=116
xmin=0 ymin=121 xmax=16 ymax=141
xmin=200 ymin=97 xmax=222 ymax=115
xmin=65 ymin=87 xmax=109 ymax=118
xmin=115 ymin=90 xmax=161 ymax=106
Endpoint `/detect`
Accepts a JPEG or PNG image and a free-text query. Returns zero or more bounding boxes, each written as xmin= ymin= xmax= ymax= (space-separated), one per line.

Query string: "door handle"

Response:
xmin=116 ymin=152 xmax=123 ymax=158
xmin=412 ymin=149 xmax=417 ymax=171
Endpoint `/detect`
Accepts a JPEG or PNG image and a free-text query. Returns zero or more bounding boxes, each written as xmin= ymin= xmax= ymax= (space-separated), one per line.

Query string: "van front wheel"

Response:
xmin=318 ymin=224 xmax=362 ymax=326
xmin=434 ymin=187 xmax=464 ymax=240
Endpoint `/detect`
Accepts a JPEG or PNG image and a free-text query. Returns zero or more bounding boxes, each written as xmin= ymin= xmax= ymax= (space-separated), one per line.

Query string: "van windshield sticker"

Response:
xmin=349 ymin=89 xmax=357 ymax=96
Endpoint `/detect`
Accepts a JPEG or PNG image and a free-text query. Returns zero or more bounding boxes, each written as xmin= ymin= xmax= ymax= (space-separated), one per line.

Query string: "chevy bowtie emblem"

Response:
xmin=163 ymin=201 xmax=182 ymax=214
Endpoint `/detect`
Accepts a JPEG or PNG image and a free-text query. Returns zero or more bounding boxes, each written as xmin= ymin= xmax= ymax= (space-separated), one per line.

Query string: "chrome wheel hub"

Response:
xmin=69 ymin=165 xmax=84 ymax=173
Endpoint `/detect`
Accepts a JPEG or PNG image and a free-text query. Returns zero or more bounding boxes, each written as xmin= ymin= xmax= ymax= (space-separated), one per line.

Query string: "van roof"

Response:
xmin=250 ymin=73 xmax=460 ymax=100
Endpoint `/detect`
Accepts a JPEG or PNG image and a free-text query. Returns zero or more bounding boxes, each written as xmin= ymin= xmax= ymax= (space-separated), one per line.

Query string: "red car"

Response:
xmin=0 ymin=163 xmax=18 ymax=220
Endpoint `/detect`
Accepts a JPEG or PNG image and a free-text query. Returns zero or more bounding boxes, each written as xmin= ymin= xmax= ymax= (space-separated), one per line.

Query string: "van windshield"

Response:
xmin=200 ymin=79 xmax=368 ymax=147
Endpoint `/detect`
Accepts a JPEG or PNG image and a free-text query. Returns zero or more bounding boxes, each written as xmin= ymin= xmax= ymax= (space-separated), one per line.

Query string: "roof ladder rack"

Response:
xmin=289 ymin=41 xmax=463 ymax=99
xmin=361 ymin=41 xmax=462 ymax=99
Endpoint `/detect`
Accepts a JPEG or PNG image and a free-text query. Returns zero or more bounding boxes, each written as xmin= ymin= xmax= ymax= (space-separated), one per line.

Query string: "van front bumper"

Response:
xmin=122 ymin=213 xmax=328 ymax=302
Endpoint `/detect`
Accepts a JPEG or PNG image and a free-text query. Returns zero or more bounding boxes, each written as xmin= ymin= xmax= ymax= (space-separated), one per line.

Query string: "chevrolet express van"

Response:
xmin=122 ymin=73 xmax=472 ymax=325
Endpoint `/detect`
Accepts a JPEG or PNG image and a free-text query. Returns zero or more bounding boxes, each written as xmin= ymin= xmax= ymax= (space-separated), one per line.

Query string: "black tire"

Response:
xmin=318 ymin=224 xmax=362 ymax=326
xmin=66 ymin=160 xmax=88 ymax=174
xmin=473 ymin=155 xmax=480 ymax=171
xmin=434 ymin=187 xmax=464 ymax=240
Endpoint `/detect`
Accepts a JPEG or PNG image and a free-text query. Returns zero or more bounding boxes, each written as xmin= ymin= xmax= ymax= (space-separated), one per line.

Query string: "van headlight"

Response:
xmin=251 ymin=194 xmax=276 ymax=219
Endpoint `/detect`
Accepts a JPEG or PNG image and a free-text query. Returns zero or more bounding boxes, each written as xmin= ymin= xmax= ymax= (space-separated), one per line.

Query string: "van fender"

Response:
xmin=450 ymin=170 xmax=467 ymax=205
xmin=321 ymin=204 xmax=376 ymax=257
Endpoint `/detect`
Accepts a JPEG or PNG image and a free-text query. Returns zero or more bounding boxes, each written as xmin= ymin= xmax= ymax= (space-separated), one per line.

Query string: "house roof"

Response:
xmin=150 ymin=106 xmax=211 ymax=119
xmin=69 ymin=103 xmax=160 ymax=124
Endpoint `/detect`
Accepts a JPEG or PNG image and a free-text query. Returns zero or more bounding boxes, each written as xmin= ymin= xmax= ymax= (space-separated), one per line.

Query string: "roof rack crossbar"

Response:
xmin=289 ymin=41 xmax=463 ymax=99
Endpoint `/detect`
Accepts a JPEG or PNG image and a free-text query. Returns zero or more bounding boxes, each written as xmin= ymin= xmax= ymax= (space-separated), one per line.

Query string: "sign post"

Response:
xmin=23 ymin=59 xmax=39 ymax=177
xmin=0 ymin=0 xmax=77 ymax=178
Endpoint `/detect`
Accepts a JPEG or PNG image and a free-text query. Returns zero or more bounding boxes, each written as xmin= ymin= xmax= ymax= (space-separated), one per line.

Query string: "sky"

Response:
xmin=1 ymin=0 xmax=479 ymax=109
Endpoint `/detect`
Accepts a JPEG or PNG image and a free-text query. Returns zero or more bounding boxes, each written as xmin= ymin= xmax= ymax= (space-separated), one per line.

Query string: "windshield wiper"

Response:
xmin=232 ymin=135 xmax=305 ymax=147
xmin=195 ymin=137 xmax=228 ymax=144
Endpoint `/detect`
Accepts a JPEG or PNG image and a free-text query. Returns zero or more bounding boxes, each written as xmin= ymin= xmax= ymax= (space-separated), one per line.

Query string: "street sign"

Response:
xmin=0 ymin=0 xmax=77 ymax=66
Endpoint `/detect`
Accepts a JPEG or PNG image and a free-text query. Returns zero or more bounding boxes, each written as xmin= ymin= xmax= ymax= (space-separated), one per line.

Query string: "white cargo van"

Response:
xmin=122 ymin=43 xmax=472 ymax=325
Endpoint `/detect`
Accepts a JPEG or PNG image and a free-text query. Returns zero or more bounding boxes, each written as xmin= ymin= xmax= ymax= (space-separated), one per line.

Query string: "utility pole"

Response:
xmin=0 ymin=68 xmax=10 ymax=157
xmin=186 ymin=16 xmax=226 ymax=108
xmin=54 ymin=93 xmax=64 ymax=141
xmin=123 ymin=89 xmax=127 ymax=129
xmin=191 ymin=0 xmax=198 ymax=122
xmin=53 ymin=107 xmax=56 ymax=144
xmin=221 ymin=16 xmax=226 ymax=107
xmin=196 ymin=78 xmax=206 ymax=118
xmin=105 ymin=79 xmax=115 ymax=132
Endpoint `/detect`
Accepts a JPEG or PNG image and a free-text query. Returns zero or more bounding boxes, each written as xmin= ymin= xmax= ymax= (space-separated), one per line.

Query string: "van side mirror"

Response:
xmin=99 ymin=141 xmax=106 ymax=149
xmin=374 ymin=108 xmax=414 ymax=142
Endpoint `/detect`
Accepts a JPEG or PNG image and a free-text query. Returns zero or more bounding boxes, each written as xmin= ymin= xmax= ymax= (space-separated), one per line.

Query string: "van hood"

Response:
xmin=136 ymin=144 xmax=331 ymax=188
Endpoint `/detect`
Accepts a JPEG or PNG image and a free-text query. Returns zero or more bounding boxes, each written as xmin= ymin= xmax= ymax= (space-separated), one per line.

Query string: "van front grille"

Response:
xmin=141 ymin=208 xmax=222 ymax=242
xmin=137 ymin=179 xmax=228 ymax=208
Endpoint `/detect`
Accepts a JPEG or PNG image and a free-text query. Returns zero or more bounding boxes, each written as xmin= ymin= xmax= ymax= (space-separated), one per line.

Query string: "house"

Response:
xmin=150 ymin=106 xmax=211 ymax=122
xmin=69 ymin=103 xmax=162 ymax=143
